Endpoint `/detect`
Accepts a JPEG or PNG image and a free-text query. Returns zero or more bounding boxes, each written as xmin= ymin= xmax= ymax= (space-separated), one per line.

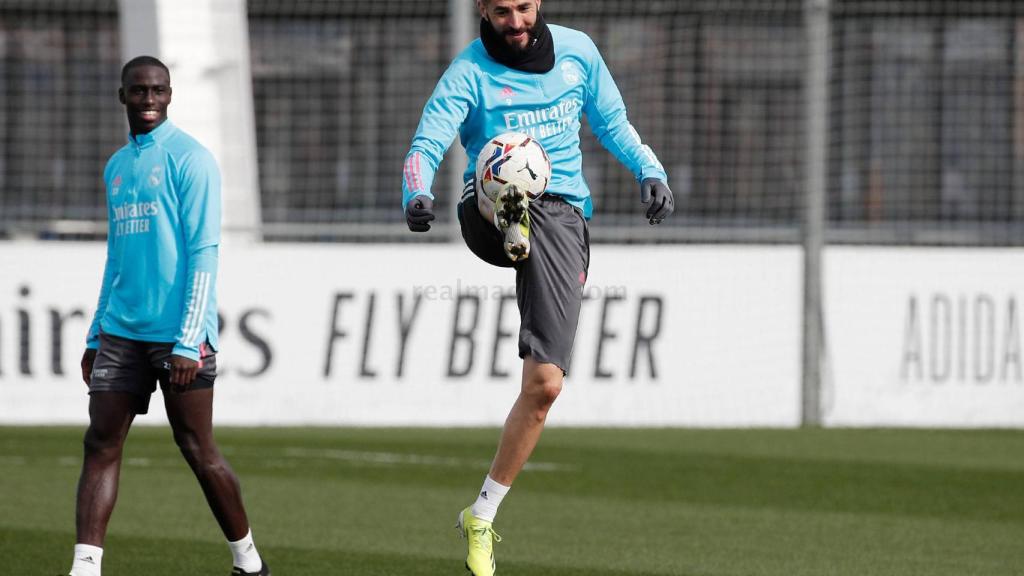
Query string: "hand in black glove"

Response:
xmin=406 ymin=195 xmax=436 ymax=232
xmin=640 ymin=178 xmax=674 ymax=225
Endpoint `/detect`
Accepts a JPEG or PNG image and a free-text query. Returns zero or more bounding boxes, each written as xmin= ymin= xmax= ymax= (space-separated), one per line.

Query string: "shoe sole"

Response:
xmin=456 ymin=509 xmax=466 ymax=537
xmin=464 ymin=558 xmax=497 ymax=575
xmin=495 ymin=184 xmax=529 ymax=262
xmin=456 ymin=511 xmax=475 ymax=574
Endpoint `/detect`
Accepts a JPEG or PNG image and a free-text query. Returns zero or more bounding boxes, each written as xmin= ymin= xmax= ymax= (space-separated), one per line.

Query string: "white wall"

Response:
xmin=118 ymin=0 xmax=262 ymax=240
xmin=0 ymin=244 xmax=801 ymax=426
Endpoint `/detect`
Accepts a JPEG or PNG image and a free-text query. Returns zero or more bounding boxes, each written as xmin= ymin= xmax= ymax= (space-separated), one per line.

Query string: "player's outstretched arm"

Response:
xmin=640 ymin=178 xmax=674 ymax=225
xmin=406 ymin=195 xmax=436 ymax=232
xmin=401 ymin=57 xmax=476 ymax=226
xmin=580 ymin=38 xmax=672 ymax=225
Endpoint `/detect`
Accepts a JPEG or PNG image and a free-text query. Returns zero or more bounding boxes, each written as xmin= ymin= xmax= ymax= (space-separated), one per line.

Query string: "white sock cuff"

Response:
xmin=471 ymin=475 xmax=511 ymax=523
xmin=483 ymin=475 xmax=511 ymax=496
xmin=74 ymin=544 xmax=103 ymax=558
xmin=228 ymin=528 xmax=262 ymax=572
xmin=228 ymin=529 xmax=254 ymax=547
xmin=71 ymin=544 xmax=103 ymax=575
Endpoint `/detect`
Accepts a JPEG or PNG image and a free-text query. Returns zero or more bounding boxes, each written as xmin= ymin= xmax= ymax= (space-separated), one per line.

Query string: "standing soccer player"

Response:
xmin=68 ymin=56 xmax=269 ymax=576
xmin=402 ymin=1 xmax=674 ymax=574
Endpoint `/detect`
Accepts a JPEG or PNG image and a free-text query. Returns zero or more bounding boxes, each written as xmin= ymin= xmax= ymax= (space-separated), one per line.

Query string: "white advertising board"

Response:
xmin=824 ymin=247 xmax=1024 ymax=427
xmin=0 ymin=243 xmax=801 ymax=426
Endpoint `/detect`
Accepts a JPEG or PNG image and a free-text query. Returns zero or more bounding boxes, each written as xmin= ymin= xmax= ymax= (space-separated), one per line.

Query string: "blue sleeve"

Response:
xmin=86 ymin=164 xmax=118 ymax=349
xmin=172 ymin=150 xmax=221 ymax=360
xmin=178 ymin=149 xmax=221 ymax=252
xmin=172 ymin=244 xmax=217 ymax=360
xmin=402 ymin=59 xmax=477 ymax=209
xmin=86 ymin=224 xmax=117 ymax=349
xmin=581 ymin=37 xmax=668 ymax=186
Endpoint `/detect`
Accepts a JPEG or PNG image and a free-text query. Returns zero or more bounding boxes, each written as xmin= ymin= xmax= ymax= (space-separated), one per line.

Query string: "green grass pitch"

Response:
xmin=2 ymin=426 xmax=1022 ymax=575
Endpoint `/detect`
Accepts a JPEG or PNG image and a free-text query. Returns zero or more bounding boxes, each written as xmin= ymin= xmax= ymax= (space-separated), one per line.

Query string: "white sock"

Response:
xmin=227 ymin=529 xmax=262 ymax=572
xmin=470 ymin=475 xmax=510 ymax=523
xmin=70 ymin=543 xmax=103 ymax=576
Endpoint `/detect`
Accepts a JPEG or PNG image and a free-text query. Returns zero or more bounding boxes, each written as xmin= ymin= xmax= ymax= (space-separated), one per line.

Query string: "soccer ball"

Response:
xmin=475 ymin=132 xmax=551 ymax=201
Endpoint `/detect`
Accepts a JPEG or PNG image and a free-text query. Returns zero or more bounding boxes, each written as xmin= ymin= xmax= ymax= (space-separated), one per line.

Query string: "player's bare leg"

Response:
xmin=163 ymin=387 xmax=249 ymax=539
xmin=75 ymin=392 xmax=136 ymax=546
xmin=457 ymin=356 xmax=562 ymax=575
xmin=163 ymin=387 xmax=267 ymax=574
xmin=489 ymin=355 xmax=563 ymax=485
xmin=70 ymin=392 xmax=136 ymax=575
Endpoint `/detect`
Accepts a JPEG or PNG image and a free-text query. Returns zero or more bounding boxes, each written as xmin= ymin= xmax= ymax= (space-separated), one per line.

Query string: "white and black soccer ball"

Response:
xmin=475 ymin=132 xmax=551 ymax=202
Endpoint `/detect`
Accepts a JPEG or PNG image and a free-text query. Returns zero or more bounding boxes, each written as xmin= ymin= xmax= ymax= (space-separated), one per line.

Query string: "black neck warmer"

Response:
xmin=479 ymin=13 xmax=555 ymax=74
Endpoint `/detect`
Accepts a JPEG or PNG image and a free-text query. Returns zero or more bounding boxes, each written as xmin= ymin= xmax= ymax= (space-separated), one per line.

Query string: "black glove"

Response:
xmin=640 ymin=178 xmax=674 ymax=225
xmin=405 ymin=195 xmax=435 ymax=232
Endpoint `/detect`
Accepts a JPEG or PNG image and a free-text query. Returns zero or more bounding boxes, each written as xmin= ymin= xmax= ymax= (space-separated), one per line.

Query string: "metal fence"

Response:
xmin=0 ymin=0 xmax=122 ymax=239
xmin=829 ymin=0 xmax=1024 ymax=245
xmin=1 ymin=0 xmax=1023 ymax=244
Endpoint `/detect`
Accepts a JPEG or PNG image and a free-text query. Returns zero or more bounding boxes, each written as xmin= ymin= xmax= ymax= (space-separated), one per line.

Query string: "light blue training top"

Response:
xmin=86 ymin=120 xmax=220 ymax=361
xmin=402 ymin=24 xmax=667 ymax=219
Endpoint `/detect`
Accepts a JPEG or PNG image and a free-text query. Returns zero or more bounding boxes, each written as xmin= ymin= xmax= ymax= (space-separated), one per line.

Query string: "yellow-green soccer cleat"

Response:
xmin=456 ymin=507 xmax=503 ymax=576
xmin=493 ymin=183 xmax=531 ymax=262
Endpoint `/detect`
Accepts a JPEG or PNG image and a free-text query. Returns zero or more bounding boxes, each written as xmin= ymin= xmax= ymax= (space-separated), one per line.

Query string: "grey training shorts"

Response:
xmin=458 ymin=184 xmax=590 ymax=374
xmin=90 ymin=332 xmax=217 ymax=414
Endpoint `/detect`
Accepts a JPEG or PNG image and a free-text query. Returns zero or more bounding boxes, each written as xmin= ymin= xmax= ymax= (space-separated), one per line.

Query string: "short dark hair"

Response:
xmin=121 ymin=55 xmax=170 ymax=86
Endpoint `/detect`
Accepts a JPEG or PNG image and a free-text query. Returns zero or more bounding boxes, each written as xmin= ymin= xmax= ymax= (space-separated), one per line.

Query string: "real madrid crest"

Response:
xmin=560 ymin=61 xmax=580 ymax=85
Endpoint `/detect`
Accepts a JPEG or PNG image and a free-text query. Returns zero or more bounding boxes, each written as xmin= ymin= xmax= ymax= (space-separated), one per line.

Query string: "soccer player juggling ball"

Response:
xmin=401 ymin=1 xmax=674 ymax=574
xmin=70 ymin=56 xmax=270 ymax=576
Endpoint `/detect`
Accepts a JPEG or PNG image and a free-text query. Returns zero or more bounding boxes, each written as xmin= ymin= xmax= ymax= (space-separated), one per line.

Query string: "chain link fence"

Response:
xmin=0 ymin=0 xmax=122 ymax=239
xmin=1 ymin=0 xmax=1023 ymax=244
